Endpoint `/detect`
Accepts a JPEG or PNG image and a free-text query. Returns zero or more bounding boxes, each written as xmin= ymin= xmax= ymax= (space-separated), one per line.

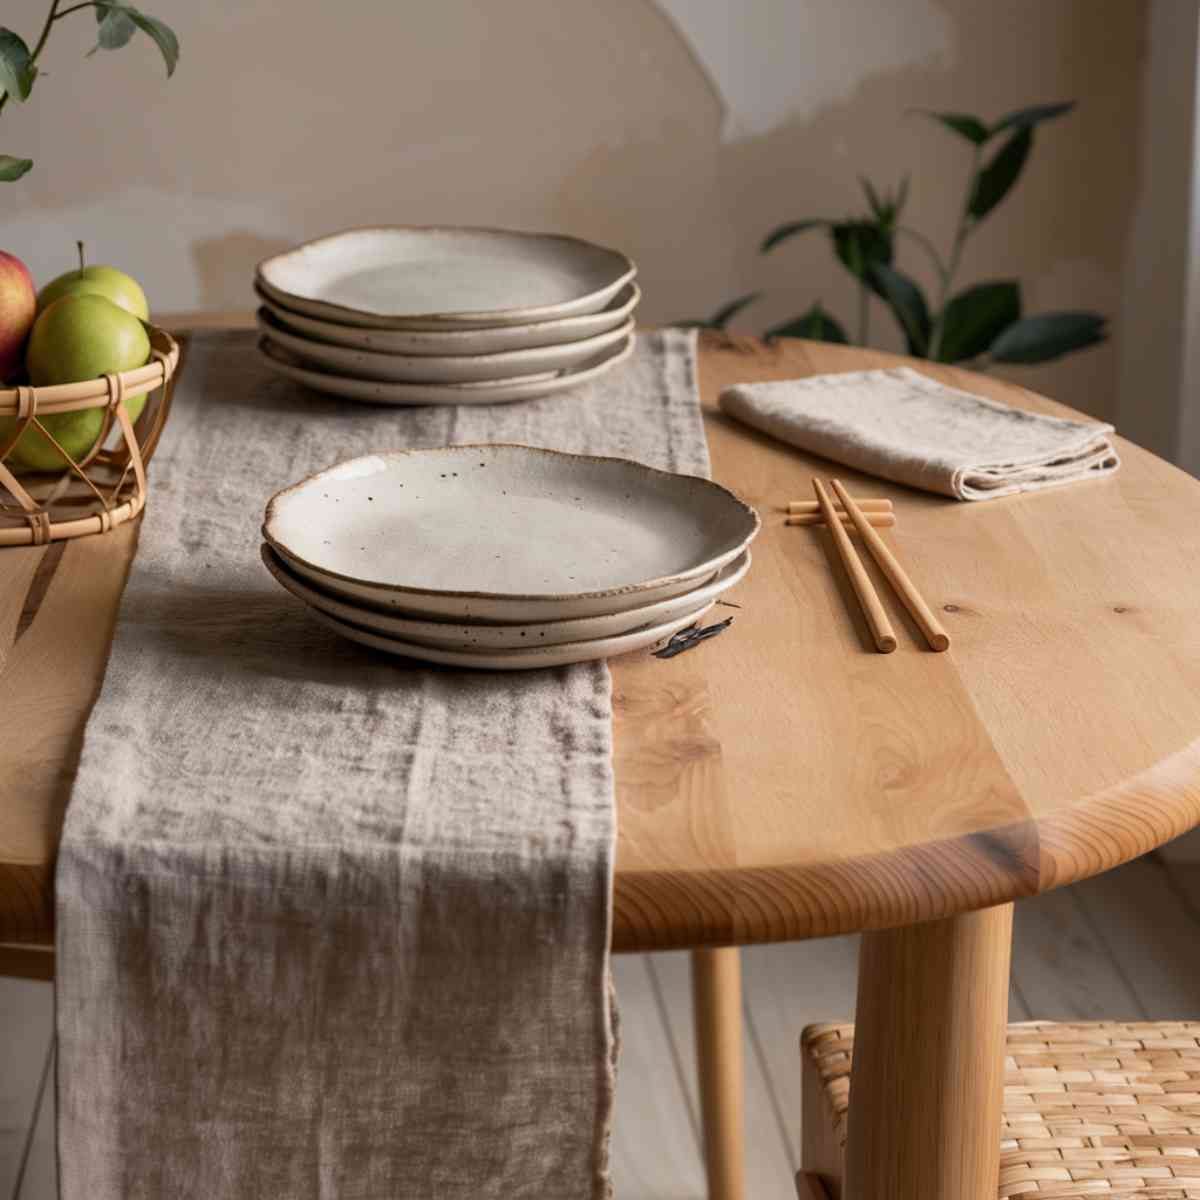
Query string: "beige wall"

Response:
xmin=1 ymin=0 xmax=1143 ymax=422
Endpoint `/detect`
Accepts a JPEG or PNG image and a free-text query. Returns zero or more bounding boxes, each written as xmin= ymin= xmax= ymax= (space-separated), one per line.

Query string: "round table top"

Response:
xmin=608 ymin=333 xmax=1200 ymax=951
xmin=2 ymin=325 xmax=1199 ymax=970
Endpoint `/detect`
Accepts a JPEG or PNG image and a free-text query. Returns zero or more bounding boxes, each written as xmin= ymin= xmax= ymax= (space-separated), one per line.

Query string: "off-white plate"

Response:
xmin=262 ymin=444 xmax=760 ymax=622
xmin=261 ymin=543 xmax=749 ymax=649
xmin=256 ymin=226 xmax=636 ymax=330
xmin=256 ymin=308 xmax=636 ymax=384
xmin=258 ymin=334 xmax=633 ymax=406
xmin=256 ymin=281 xmax=640 ymax=356
xmin=305 ymin=600 xmax=717 ymax=671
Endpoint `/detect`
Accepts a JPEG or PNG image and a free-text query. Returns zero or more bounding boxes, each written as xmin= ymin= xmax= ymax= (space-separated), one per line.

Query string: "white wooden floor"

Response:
xmin=4 ymin=853 xmax=1200 ymax=1200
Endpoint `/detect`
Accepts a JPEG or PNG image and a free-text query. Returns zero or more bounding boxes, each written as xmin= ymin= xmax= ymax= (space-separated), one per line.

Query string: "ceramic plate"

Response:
xmin=256 ymin=308 xmax=636 ymax=384
xmin=258 ymin=334 xmax=633 ymax=407
xmin=261 ymin=543 xmax=750 ymax=649
xmin=305 ymin=600 xmax=717 ymax=671
xmin=256 ymin=227 xmax=636 ymax=329
xmin=255 ymin=281 xmax=640 ymax=356
xmin=262 ymin=444 xmax=760 ymax=622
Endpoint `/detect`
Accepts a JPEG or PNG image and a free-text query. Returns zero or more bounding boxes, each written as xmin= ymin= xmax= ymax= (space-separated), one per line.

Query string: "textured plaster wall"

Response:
xmin=0 ymin=0 xmax=1145 ymax=421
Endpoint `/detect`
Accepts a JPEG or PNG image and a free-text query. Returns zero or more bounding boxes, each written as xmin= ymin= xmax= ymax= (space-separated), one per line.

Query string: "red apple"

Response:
xmin=0 ymin=251 xmax=36 ymax=382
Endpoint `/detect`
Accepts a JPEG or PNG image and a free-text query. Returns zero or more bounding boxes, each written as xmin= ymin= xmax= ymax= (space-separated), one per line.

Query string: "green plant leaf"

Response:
xmin=860 ymin=176 xmax=883 ymax=219
xmin=708 ymin=291 xmax=762 ymax=330
xmin=127 ymin=9 xmax=179 ymax=76
xmin=0 ymin=155 xmax=33 ymax=181
xmin=832 ymin=220 xmax=893 ymax=293
xmin=937 ymin=280 xmax=1020 ymax=362
xmin=767 ymin=303 xmax=848 ymax=345
xmin=990 ymin=101 xmax=1074 ymax=136
xmin=916 ymin=110 xmax=989 ymax=144
xmin=968 ymin=127 xmax=1032 ymax=221
xmin=92 ymin=4 xmax=137 ymax=52
xmin=988 ymin=311 xmax=1107 ymax=363
xmin=91 ymin=5 xmax=178 ymax=75
xmin=0 ymin=29 xmax=34 ymax=102
xmin=761 ymin=219 xmax=827 ymax=254
xmin=868 ymin=262 xmax=932 ymax=356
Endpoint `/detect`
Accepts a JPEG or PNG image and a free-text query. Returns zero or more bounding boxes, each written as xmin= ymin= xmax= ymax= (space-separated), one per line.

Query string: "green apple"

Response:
xmin=2 ymin=295 xmax=150 ymax=471
xmin=37 ymin=244 xmax=149 ymax=321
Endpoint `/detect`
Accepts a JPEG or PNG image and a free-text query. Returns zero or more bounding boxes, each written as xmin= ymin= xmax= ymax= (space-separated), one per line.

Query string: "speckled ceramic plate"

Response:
xmin=261 ymin=543 xmax=750 ymax=649
xmin=256 ymin=226 xmax=636 ymax=330
xmin=257 ymin=333 xmax=633 ymax=406
xmin=255 ymin=281 xmax=640 ymax=356
xmin=305 ymin=600 xmax=717 ymax=671
xmin=256 ymin=307 xmax=635 ymax=383
xmin=262 ymin=444 xmax=760 ymax=622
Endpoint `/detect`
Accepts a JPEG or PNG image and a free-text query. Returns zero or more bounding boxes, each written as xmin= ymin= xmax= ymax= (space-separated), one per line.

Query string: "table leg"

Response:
xmin=843 ymin=903 xmax=1013 ymax=1200
xmin=691 ymin=946 xmax=745 ymax=1200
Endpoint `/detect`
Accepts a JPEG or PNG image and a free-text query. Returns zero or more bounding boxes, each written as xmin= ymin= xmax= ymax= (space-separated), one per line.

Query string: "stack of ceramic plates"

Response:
xmin=255 ymin=227 xmax=639 ymax=406
xmin=261 ymin=445 xmax=759 ymax=670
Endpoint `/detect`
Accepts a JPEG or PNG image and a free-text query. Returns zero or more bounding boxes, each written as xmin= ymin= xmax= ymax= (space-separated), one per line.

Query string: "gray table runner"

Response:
xmin=55 ymin=328 xmax=706 ymax=1199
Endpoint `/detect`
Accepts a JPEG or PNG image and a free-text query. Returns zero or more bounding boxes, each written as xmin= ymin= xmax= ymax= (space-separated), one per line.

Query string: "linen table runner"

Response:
xmin=56 ymin=329 xmax=707 ymax=1200
xmin=721 ymin=365 xmax=1119 ymax=499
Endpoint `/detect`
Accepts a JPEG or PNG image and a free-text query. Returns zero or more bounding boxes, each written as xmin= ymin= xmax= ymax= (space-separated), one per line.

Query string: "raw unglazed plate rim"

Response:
xmin=252 ymin=279 xmax=642 ymax=344
xmin=307 ymin=598 xmax=718 ymax=667
xmin=255 ymin=225 xmax=638 ymax=325
xmin=255 ymin=307 xmax=637 ymax=372
xmin=262 ymin=443 xmax=761 ymax=605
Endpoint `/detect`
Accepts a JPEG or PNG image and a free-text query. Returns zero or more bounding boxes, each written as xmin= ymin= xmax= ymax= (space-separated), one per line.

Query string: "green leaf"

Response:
xmin=760 ymin=219 xmax=827 ymax=254
xmin=868 ymin=262 xmax=931 ymax=356
xmin=969 ymin=127 xmax=1032 ymax=221
xmin=127 ymin=9 xmax=179 ymax=76
xmin=91 ymin=5 xmax=179 ymax=76
xmin=831 ymin=220 xmax=893 ymax=291
xmin=0 ymin=155 xmax=33 ymax=181
xmin=990 ymin=101 xmax=1074 ymax=136
xmin=0 ymin=29 xmax=34 ymax=102
xmin=988 ymin=311 xmax=1107 ymax=364
xmin=860 ymin=176 xmax=884 ymax=219
xmin=708 ymin=292 xmax=761 ymax=330
xmin=767 ymin=303 xmax=848 ymax=345
xmin=92 ymin=4 xmax=137 ymax=52
xmin=916 ymin=110 xmax=989 ymax=144
xmin=937 ymin=281 xmax=1020 ymax=362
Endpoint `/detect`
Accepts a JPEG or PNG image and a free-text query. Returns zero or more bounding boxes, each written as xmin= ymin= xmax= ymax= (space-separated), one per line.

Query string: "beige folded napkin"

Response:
xmin=720 ymin=365 xmax=1120 ymax=500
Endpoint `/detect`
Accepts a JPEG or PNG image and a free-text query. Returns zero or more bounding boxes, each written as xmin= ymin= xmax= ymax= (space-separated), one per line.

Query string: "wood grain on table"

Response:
xmin=3 ymin=325 xmax=1200 ymax=967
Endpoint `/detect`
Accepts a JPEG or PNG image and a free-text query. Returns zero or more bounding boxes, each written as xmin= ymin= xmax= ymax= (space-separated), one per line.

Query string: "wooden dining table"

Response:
xmin=3 ymin=323 xmax=1200 ymax=1200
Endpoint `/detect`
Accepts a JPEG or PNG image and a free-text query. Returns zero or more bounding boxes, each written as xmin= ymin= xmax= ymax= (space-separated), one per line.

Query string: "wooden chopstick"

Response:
xmin=831 ymin=479 xmax=949 ymax=653
xmin=787 ymin=498 xmax=892 ymax=514
xmin=786 ymin=511 xmax=896 ymax=528
xmin=812 ymin=479 xmax=897 ymax=653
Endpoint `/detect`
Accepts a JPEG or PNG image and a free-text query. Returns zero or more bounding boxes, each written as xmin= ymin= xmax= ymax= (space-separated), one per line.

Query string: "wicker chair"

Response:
xmin=800 ymin=1021 xmax=1200 ymax=1199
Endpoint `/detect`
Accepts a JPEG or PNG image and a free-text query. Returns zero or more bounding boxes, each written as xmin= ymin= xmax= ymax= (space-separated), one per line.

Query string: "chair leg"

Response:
xmin=691 ymin=946 xmax=745 ymax=1200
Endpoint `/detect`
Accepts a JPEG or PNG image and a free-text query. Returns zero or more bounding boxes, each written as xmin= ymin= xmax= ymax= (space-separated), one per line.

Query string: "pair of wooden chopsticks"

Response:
xmin=812 ymin=479 xmax=949 ymax=654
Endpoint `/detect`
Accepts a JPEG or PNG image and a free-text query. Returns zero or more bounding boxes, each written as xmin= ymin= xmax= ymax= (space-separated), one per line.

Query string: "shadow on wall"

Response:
xmin=191 ymin=233 xmax=294 ymax=313
xmin=551 ymin=0 xmax=1141 ymax=422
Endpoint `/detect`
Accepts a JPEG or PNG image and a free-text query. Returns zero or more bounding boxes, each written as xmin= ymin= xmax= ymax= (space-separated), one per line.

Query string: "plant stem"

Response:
xmin=927 ymin=144 xmax=980 ymax=361
xmin=858 ymin=280 xmax=870 ymax=345
xmin=896 ymin=226 xmax=949 ymax=286
xmin=52 ymin=1 xmax=108 ymax=20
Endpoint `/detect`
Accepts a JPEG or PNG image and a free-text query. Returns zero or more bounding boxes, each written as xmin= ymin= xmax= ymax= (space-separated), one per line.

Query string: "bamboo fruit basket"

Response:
xmin=0 ymin=326 xmax=179 ymax=547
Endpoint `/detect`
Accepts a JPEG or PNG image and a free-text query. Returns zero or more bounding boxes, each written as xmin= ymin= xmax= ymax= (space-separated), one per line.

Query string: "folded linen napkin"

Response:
xmin=720 ymin=365 xmax=1119 ymax=499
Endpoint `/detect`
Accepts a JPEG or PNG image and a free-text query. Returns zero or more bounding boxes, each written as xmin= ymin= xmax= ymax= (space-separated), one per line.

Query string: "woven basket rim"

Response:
xmin=0 ymin=326 xmax=179 ymax=416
